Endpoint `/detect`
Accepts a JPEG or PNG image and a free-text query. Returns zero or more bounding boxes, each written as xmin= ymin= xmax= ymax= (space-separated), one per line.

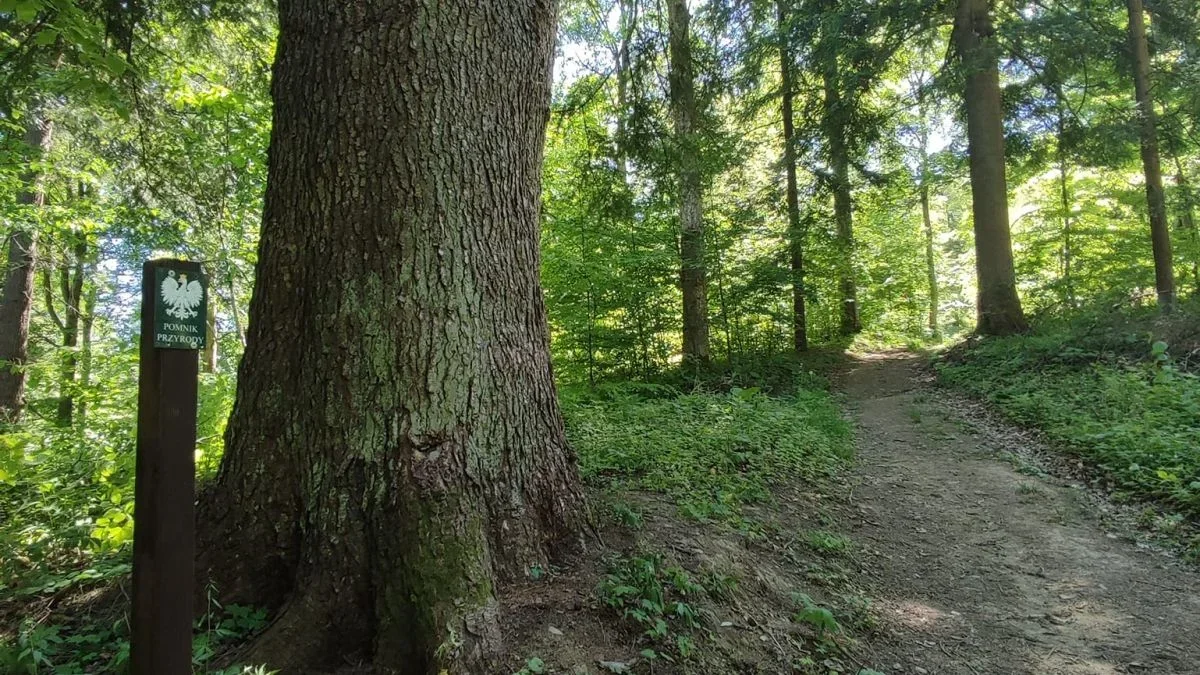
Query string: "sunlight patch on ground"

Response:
xmin=1037 ymin=652 xmax=1122 ymax=675
xmin=879 ymin=599 xmax=948 ymax=630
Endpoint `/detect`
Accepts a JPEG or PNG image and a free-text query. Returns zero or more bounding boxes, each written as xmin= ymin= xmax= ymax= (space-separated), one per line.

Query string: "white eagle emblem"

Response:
xmin=161 ymin=270 xmax=204 ymax=319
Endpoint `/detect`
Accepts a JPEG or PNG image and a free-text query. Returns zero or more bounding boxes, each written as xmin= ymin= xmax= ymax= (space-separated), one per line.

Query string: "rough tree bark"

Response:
xmin=777 ymin=0 xmax=808 ymax=353
xmin=1126 ymin=0 xmax=1175 ymax=312
xmin=917 ymin=88 xmax=940 ymax=339
xmin=953 ymin=0 xmax=1028 ymax=335
xmin=0 ymin=107 xmax=53 ymax=424
xmin=821 ymin=64 xmax=861 ymax=335
xmin=667 ymin=0 xmax=710 ymax=363
xmin=195 ymin=2 xmax=588 ymax=672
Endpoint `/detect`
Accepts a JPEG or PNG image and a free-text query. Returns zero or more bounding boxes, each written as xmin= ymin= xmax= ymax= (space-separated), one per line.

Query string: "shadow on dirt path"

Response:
xmin=839 ymin=351 xmax=1200 ymax=675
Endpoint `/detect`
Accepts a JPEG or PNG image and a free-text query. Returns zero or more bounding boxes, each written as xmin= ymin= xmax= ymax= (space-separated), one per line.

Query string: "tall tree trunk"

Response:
xmin=195 ymin=2 xmax=588 ymax=672
xmin=821 ymin=66 xmax=860 ymax=335
xmin=53 ymin=238 xmax=86 ymax=427
xmin=1173 ymin=157 xmax=1198 ymax=293
xmin=667 ymin=0 xmax=710 ymax=364
xmin=917 ymin=90 xmax=940 ymax=339
xmin=1057 ymin=109 xmax=1075 ymax=307
xmin=778 ymin=0 xmax=808 ymax=353
xmin=203 ymin=296 xmax=218 ymax=373
xmin=1127 ymin=0 xmax=1174 ymax=312
xmin=953 ymin=0 xmax=1028 ymax=335
xmin=78 ymin=283 xmax=96 ymax=425
xmin=0 ymin=107 xmax=54 ymax=424
xmin=614 ymin=0 xmax=652 ymax=376
xmin=225 ymin=273 xmax=246 ymax=348
xmin=614 ymin=0 xmax=637 ymax=186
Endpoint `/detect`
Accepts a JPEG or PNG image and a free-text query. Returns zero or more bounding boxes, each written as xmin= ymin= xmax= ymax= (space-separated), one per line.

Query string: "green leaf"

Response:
xmin=33 ymin=27 xmax=58 ymax=45
xmin=12 ymin=0 xmax=41 ymax=22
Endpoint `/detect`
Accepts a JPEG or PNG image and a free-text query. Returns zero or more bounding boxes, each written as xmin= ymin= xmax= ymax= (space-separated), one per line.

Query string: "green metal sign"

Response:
xmin=153 ymin=265 xmax=207 ymax=350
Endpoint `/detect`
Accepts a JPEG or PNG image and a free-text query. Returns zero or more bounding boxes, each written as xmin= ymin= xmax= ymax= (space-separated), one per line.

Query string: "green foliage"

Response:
xmin=791 ymin=593 xmax=842 ymax=640
xmin=598 ymin=553 xmax=708 ymax=660
xmin=563 ymin=367 xmax=852 ymax=524
xmin=607 ymin=500 xmax=645 ymax=531
xmin=803 ymin=530 xmax=852 ymax=555
xmin=0 ymin=601 xmax=269 ymax=674
xmin=193 ymin=591 xmax=270 ymax=670
xmin=0 ymin=366 xmax=237 ymax=592
xmin=938 ymin=305 xmax=1200 ymax=523
xmin=514 ymin=657 xmax=547 ymax=675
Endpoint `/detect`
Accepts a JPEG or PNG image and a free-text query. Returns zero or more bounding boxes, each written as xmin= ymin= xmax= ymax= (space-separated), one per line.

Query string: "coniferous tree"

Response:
xmin=195 ymin=2 xmax=588 ymax=670
xmin=668 ymin=0 xmax=711 ymax=363
xmin=1126 ymin=0 xmax=1175 ymax=312
xmin=953 ymin=0 xmax=1028 ymax=335
xmin=777 ymin=0 xmax=808 ymax=352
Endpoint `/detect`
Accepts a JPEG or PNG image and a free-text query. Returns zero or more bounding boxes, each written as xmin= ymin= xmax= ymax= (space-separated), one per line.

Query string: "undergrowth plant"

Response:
xmin=0 ymin=596 xmax=269 ymax=674
xmin=562 ymin=368 xmax=852 ymax=525
xmin=598 ymin=553 xmax=709 ymax=662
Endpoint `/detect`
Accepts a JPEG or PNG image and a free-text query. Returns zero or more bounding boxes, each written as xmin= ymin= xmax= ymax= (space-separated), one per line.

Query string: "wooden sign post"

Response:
xmin=131 ymin=259 xmax=207 ymax=675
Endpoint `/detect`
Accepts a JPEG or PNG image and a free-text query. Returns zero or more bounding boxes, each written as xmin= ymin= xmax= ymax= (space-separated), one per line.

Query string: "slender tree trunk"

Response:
xmin=667 ymin=0 xmax=710 ymax=364
xmin=713 ymin=250 xmax=735 ymax=360
xmin=917 ymin=87 xmax=940 ymax=339
xmin=195 ymin=2 xmax=588 ymax=672
xmin=1173 ymin=157 xmax=1198 ymax=294
xmin=920 ymin=186 xmax=939 ymax=338
xmin=953 ymin=0 xmax=1028 ymax=335
xmin=53 ymin=238 xmax=86 ymax=427
xmin=1057 ymin=109 xmax=1075 ymax=307
xmin=778 ymin=0 xmax=808 ymax=353
xmin=0 ymin=108 xmax=54 ymax=424
xmin=821 ymin=66 xmax=860 ymax=335
xmin=615 ymin=0 xmax=637 ymax=186
xmin=1126 ymin=0 xmax=1175 ymax=312
xmin=581 ymin=222 xmax=597 ymax=387
xmin=614 ymin=0 xmax=651 ymax=377
xmin=203 ymin=295 xmax=218 ymax=373
xmin=78 ymin=283 xmax=96 ymax=425
xmin=225 ymin=273 xmax=246 ymax=348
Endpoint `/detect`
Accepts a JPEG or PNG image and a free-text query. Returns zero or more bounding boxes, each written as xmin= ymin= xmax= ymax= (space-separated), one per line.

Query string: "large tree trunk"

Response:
xmin=0 ymin=108 xmax=53 ymax=424
xmin=821 ymin=66 xmax=860 ymax=335
xmin=917 ymin=91 xmax=940 ymax=339
xmin=778 ymin=0 xmax=808 ymax=354
xmin=953 ymin=0 xmax=1028 ymax=335
xmin=195 ymin=2 xmax=588 ymax=672
xmin=1127 ymin=0 xmax=1175 ymax=312
xmin=667 ymin=0 xmax=710 ymax=364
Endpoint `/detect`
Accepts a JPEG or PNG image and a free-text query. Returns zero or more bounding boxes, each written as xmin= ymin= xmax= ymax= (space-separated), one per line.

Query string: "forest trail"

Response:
xmin=838 ymin=352 xmax=1200 ymax=675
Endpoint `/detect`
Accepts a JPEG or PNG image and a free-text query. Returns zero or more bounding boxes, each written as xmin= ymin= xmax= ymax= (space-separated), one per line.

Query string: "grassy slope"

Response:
xmin=935 ymin=303 xmax=1200 ymax=541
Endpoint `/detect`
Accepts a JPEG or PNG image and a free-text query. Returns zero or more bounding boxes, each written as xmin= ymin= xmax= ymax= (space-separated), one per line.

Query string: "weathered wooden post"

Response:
xmin=131 ymin=259 xmax=206 ymax=675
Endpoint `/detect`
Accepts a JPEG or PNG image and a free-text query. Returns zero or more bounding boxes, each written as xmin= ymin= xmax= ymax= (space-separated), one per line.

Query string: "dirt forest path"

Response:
xmin=838 ymin=352 xmax=1200 ymax=675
